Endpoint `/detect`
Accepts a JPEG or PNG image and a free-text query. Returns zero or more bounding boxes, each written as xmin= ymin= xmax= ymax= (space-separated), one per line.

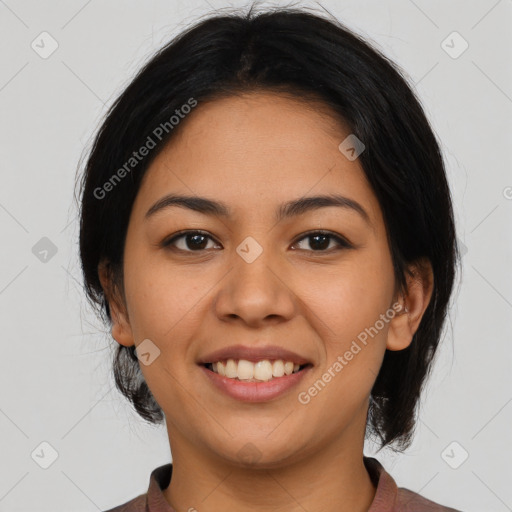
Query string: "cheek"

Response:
xmin=307 ymin=251 xmax=394 ymax=335
xmin=124 ymin=261 xmax=205 ymax=342
xmin=300 ymin=280 xmax=391 ymax=426
xmin=121 ymin=253 xmax=206 ymax=404
xmin=305 ymin=247 xmax=394 ymax=383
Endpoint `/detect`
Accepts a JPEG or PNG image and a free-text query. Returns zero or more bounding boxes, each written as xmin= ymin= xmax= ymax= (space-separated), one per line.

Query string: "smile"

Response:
xmin=200 ymin=360 xmax=313 ymax=402
xmin=203 ymin=358 xmax=309 ymax=382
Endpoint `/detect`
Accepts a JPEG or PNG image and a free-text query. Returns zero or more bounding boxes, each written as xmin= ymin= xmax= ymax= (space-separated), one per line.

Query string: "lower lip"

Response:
xmin=199 ymin=365 xmax=312 ymax=402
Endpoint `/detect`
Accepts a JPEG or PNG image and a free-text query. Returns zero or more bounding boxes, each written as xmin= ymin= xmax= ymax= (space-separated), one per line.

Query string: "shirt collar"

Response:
xmin=144 ymin=456 xmax=398 ymax=511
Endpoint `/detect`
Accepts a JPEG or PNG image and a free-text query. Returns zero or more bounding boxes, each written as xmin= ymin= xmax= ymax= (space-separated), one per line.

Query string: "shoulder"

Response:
xmin=364 ymin=456 xmax=463 ymax=512
xmin=102 ymin=492 xmax=147 ymax=512
xmin=102 ymin=463 xmax=173 ymax=512
xmin=397 ymin=487 xmax=463 ymax=512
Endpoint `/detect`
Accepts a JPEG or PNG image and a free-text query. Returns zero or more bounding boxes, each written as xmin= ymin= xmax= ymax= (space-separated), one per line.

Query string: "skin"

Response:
xmin=99 ymin=91 xmax=433 ymax=512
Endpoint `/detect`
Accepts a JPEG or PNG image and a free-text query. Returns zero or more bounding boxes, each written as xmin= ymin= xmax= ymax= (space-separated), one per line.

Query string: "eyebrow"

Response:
xmin=145 ymin=193 xmax=372 ymax=226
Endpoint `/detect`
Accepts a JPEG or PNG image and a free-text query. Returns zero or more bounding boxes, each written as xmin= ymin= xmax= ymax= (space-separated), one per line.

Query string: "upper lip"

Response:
xmin=198 ymin=344 xmax=312 ymax=365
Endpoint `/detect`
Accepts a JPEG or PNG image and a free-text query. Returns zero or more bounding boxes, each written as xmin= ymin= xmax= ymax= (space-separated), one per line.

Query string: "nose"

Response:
xmin=213 ymin=247 xmax=297 ymax=328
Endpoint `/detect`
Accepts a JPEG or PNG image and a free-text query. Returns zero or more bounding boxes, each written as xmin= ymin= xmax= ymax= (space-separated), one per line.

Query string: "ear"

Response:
xmin=386 ymin=257 xmax=434 ymax=351
xmin=98 ymin=261 xmax=134 ymax=347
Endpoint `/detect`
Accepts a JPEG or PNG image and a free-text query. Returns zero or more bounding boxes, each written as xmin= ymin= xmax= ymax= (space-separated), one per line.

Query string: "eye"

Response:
xmin=291 ymin=231 xmax=352 ymax=252
xmin=161 ymin=230 xmax=221 ymax=252
xmin=161 ymin=229 xmax=352 ymax=254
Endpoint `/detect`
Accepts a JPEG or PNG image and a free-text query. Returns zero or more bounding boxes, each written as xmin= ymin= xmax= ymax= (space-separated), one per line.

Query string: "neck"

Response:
xmin=163 ymin=415 xmax=377 ymax=512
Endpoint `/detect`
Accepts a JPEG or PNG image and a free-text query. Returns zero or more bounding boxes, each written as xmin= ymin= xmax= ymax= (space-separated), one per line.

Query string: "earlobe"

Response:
xmin=386 ymin=258 xmax=434 ymax=351
xmin=98 ymin=261 xmax=135 ymax=347
xmin=110 ymin=315 xmax=135 ymax=347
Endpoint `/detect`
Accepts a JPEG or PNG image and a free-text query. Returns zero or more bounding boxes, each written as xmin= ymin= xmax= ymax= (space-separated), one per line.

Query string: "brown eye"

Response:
xmin=292 ymin=231 xmax=352 ymax=252
xmin=162 ymin=230 xmax=221 ymax=252
xmin=161 ymin=229 xmax=352 ymax=254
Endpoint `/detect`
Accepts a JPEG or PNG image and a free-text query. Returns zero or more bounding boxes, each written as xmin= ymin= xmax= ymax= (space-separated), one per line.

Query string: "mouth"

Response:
xmin=200 ymin=359 xmax=313 ymax=383
xmin=199 ymin=358 xmax=314 ymax=402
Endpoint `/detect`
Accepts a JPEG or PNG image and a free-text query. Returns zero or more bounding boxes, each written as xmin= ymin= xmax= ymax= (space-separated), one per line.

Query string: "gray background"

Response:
xmin=0 ymin=0 xmax=511 ymax=511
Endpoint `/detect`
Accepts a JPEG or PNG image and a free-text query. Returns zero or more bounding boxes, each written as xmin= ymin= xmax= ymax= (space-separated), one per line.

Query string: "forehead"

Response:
xmin=134 ymin=92 xmax=382 ymax=228
xmin=164 ymin=91 xmax=351 ymax=163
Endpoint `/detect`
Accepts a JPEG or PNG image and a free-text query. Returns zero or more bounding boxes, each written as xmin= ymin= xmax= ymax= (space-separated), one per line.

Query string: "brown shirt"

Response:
xmin=104 ymin=456 xmax=462 ymax=512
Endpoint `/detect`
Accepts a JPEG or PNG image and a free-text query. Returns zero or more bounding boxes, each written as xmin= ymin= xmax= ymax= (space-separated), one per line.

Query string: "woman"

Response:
xmin=78 ymin=6 xmax=463 ymax=511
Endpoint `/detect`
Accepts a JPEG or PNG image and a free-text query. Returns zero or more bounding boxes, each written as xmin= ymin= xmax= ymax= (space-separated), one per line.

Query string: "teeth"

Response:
xmin=254 ymin=360 xmax=273 ymax=381
xmin=238 ymin=359 xmax=254 ymax=380
xmin=225 ymin=359 xmax=238 ymax=378
xmin=208 ymin=358 xmax=305 ymax=381
xmin=272 ymin=360 xmax=284 ymax=377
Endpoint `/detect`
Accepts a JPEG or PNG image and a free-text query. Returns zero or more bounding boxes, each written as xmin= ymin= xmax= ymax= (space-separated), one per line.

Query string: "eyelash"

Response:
xmin=161 ymin=230 xmax=353 ymax=254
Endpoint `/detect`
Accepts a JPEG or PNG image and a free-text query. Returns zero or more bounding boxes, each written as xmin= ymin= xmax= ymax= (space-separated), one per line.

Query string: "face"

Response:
xmin=102 ymin=91 xmax=422 ymax=468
